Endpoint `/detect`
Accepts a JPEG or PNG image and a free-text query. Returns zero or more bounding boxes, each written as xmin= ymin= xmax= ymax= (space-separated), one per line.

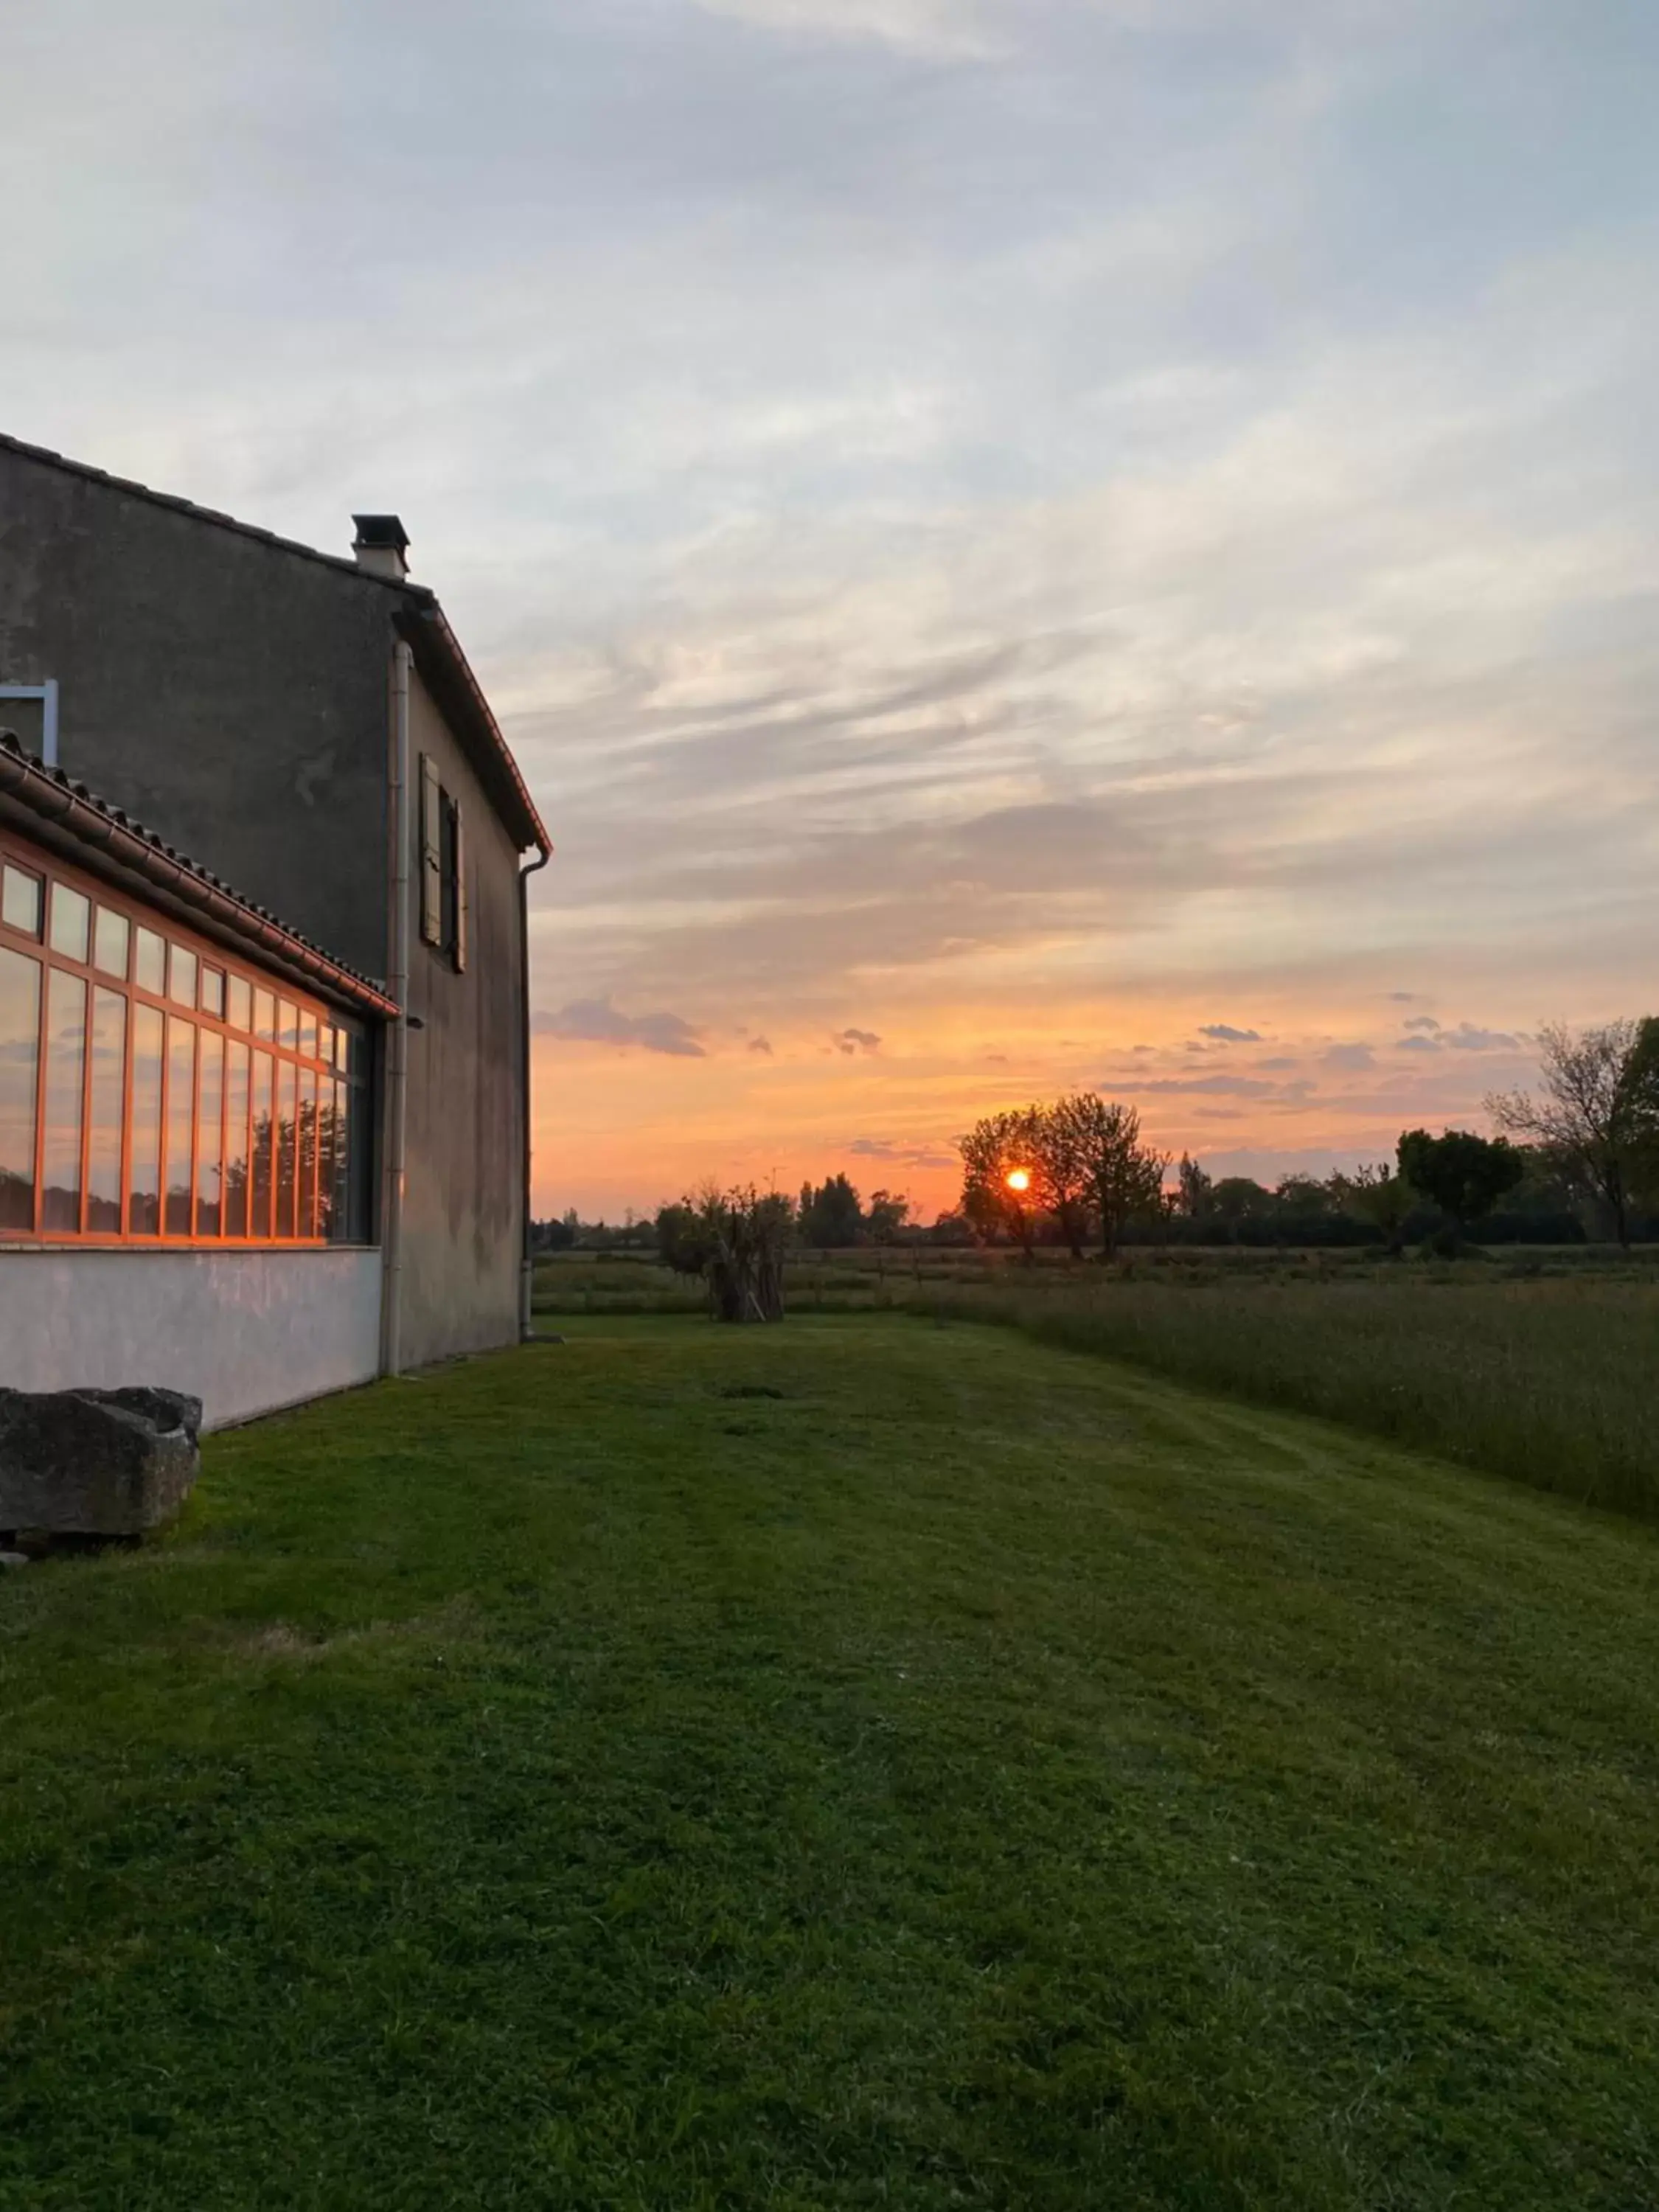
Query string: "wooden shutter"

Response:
xmin=419 ymin=755 xmax=442 ymax=947
xmin=453 ymin=801 xmax=468 ymax=973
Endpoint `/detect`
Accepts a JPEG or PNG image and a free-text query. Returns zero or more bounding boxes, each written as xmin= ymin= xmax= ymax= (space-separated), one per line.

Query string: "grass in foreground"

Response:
xmin=538 ymin=1251 xmax=1659 ymax=1520
xmin=3 ymin=1316 xmax=1659 ymax=2208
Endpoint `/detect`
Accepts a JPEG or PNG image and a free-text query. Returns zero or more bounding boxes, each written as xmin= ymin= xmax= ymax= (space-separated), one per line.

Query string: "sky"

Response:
xmin=6 ymin=0 xmax=1658 ymax=1220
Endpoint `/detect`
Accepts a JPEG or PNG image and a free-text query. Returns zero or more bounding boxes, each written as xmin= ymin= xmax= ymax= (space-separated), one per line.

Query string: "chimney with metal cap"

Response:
xmin=352 ymin=513 xmax=410 ymax=581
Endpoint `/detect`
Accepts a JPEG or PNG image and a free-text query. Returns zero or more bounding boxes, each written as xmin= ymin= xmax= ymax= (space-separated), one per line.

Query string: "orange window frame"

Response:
xmin=0 ymin=827 xmax=353 ymax=1248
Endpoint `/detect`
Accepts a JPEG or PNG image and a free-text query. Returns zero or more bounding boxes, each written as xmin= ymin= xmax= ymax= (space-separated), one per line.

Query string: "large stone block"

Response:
xmin=0 ymin=1386 xmax=203 ymax=1537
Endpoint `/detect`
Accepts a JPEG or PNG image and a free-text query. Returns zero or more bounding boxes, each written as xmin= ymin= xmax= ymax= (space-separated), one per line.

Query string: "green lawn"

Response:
xmin=4 ymin=1317 xmax=1659 ymax=2208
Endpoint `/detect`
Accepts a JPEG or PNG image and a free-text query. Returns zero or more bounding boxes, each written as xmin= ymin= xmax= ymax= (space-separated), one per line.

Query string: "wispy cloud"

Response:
xmin=1443 ymin=1023 xmax=1523 ymax=1052
xmin=849 ymin=1135 xmax=955 ymax=1167
xmin=535 ymin=999 xmax=706 ymax=1058
xmin=1200 ymin=1023 xmax=1262 ymax=1043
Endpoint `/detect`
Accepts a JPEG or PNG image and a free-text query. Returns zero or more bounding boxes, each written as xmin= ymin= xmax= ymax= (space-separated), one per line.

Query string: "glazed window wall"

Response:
xmin=0 ymin=834 xmax=372 ymax=1245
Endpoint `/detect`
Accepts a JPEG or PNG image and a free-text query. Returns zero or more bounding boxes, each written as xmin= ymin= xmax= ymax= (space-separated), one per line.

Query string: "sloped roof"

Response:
xmin=0 ymin=734 xmax=399 ymax=1020
xmin=0 ymin=429 xmax=551 ymax=858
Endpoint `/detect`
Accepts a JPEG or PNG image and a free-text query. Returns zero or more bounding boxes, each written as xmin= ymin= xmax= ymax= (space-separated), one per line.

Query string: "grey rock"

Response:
xmin=0 ymin=1386 xmax=203 ymax=1537
xmin=0 ymin=1549 xmax=29 ymax=1570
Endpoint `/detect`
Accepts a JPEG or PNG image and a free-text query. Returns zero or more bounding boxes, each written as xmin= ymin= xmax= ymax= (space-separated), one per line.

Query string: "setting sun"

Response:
xmin=1006 ymin=1168 xmax=1032 ymax=1193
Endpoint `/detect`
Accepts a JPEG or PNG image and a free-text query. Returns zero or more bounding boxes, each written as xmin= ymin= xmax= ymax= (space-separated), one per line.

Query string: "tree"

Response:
xmin=655 ymin=1200 xmax=712 ymax=1276
xmin=800 ymin=1173 xmax=865 ymax=1248
xmin=957 ymin=1106 xmax=1046 ymax=1259
xmin=1397 ymin=1128 xmax=1523 ymax=1241
xmin=1174 ymin=1154 xmax=1214 ymax=1220
xmin=1274 ymin=1173 xmax=1328 ymax=1211
xmin=1329 ymin=1162 xmax=1412 ymax=1255
xmin=1210 ymin=1176 xmax=1274 ymax=1224
xmin=1032 ymin=1095 xmax=1099 ymax=1259
xmin=1064 ymin=1095 xmax=1169 ymax=1260
xmin=928 ymin=1210 xmax=973 ymax=1245
xmin=1488 ymin=1018 xmax=1659 ymax=1249
xmin=865 ymin=1189 xmax=910 ymax=1243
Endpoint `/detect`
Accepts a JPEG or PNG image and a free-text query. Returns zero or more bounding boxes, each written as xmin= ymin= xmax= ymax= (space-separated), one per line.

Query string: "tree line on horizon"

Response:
xmin=530 ymin=1016 xmax=1659 ymax=1259
xmin=956 ymin=1015 xmax=1659 ymax=1256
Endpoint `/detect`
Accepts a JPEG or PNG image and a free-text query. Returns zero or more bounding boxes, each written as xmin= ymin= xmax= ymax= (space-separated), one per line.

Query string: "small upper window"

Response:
xmin=169 ymin=943 xmax=198 ymax=1009
xmin=201 ymin=966 xmax=225 ymax=1018
xmin=1 ymin=864 xmax=42 ymax=938
xmin=49 ymin=884 xmax=90 ymax=961
xmin=134 ymin=927 xmax=167 ymax=994
xmin=94 ymin=907 xmax=130 ymax=978
xmin=227 ymin=974 xmax=252 ymax=1032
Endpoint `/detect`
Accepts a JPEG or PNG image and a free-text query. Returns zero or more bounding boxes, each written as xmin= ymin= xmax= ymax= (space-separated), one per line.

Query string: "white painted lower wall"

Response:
xmin=0 ymin=1248 xmax=383 ymax=1430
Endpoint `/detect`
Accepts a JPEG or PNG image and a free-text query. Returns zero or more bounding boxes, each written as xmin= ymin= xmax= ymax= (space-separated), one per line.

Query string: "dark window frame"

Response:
xmin=419 ymin=753 xmax=469 ymax=975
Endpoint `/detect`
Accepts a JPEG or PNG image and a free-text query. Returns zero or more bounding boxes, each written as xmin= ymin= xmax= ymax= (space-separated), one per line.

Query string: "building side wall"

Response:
xmin=397 ymin=667 xmax=525 ymax=1368
xmin=0 ymin=447 xmax=394 ymax=978
xmin=0 ymin=1248 xmax=382 ymax=1430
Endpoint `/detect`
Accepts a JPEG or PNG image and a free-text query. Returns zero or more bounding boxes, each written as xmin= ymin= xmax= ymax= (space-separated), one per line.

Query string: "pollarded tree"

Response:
xmin=1488 ymin=1018 xmax=1659 ymax=1250
xmin=1064 ymin=1095 xmax=1169 ymax=1260
xmin=1397 ymin=1127 xmax=1523 ymax=1242
xmin=675 ymin=1183 xmax=791 ymax=1321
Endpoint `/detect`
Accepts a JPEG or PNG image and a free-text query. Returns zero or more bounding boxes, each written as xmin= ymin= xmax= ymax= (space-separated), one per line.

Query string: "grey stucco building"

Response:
xmin=0 ymin=431 xmax=551 ymax=1424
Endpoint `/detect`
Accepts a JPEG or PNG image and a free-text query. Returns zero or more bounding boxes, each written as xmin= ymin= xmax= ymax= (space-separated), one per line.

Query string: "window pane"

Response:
xmin=298 ymin=1065 xmax=319 ymax=1236
xmin=251 ymin=1051 xmax=274 ymax=1237
xmin=227 ymin=973 xmax=252 ymax=1032
xmin=169 ymin=945 xmax=198 ymax=1009
xmin=278 ymin=999 xmax=298 ymax=1053
xmin=2 ymin=865 xmax=42 ymax=938
xmin=334 ymin=1025 xmax=349 ymax=1071
xmin=317 ymin=1077 xmax=337 ymax=1240
xmin=49 ymin=883 xmax=90 ymax=961
xmin=135 ymin=927 xmax=167 ymax=994
xmin=195 ymin=1028 xmax=223 ymax=1236
xmin=254 ymin=987 xmax=274 ymax=1042
xmin=299 ymin=1009 xmax=318 ymax=1062
xmin=94 ymin=906 xmax=131 ymax=978
xmin=164 ymin=1018 xmax=197 ymax=1235
xmin=128 ymin=1004 xmax=164 ymax=1234
xmin=340 ymin=1038 xmax=371 ymax=1244
xmin=0 ymin=946 xmax=41 ymax=1231
xmin=86 ymin=987 xmax=126 ymax=1234
xmin=330 ymin=1076 xmax=349 ymax=1239
xmin=201 ymin=965 xmax=225 ymax=1019
xmin=276 ymin=1055 xmax=297 ymax=1237
xmin=223 ymin=1040 xmax=250 ymax=1237
xmin=41 ymin=968 xmax=87 ymax=1233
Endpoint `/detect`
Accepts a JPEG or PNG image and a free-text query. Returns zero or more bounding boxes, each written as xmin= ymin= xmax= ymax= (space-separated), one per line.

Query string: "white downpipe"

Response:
xmin=380 ymin=643 xmax=413 ymax=1378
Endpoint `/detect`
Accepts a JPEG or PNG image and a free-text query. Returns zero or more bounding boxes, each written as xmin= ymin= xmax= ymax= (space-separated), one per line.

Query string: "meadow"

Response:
xmin=535 ymin=1245 xmax=1659 ymax=1518
xmin=5 ymin=1318 xmax=1659 ymax=2208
